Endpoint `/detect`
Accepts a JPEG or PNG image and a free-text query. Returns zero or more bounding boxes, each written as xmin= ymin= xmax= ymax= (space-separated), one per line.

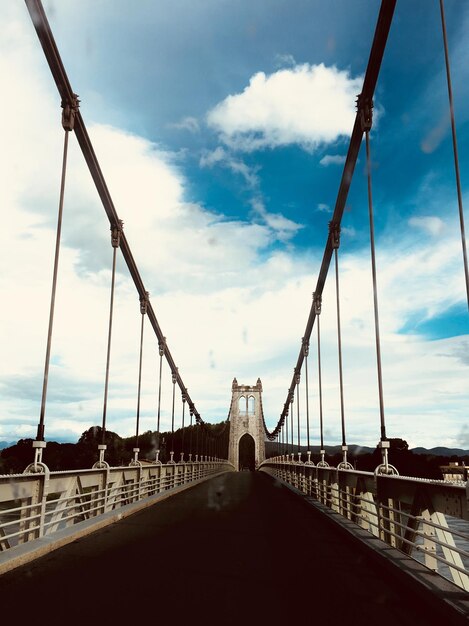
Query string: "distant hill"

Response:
xmin=0 ymin=441 xmax=16 ymax=450
xmin=266 ymin=441 xmax=469 ymax=458
xmin=411 ymin=446 xmax=469 ymax=457
xmin=265 ymin=442 xmax=375 ymax=455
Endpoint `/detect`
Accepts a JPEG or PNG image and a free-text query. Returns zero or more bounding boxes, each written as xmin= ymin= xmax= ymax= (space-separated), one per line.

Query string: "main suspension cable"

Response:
xmin=439 ymin=0 xmax=469 ymax=311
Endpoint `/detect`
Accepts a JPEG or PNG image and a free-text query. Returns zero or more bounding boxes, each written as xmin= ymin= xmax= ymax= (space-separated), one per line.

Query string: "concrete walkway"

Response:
xmin=0 ymin=472 xmax=466 ymax=624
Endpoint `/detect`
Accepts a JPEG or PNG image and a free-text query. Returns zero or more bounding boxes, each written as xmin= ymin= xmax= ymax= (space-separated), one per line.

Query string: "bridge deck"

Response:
xmin=0 ymin=472 xmax=466 ymax=624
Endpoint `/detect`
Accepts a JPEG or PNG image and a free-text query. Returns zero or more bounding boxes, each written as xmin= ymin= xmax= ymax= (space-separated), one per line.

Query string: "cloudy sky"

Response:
xmin=0 ymin=0 xmax=468 ymax=452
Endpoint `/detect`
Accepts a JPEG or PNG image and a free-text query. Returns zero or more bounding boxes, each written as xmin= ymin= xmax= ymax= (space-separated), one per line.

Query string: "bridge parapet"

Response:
xmin=0 ymin=460 xmax=234 ymax=566
xmin=260 ymin=459 xmax=469 ymax=592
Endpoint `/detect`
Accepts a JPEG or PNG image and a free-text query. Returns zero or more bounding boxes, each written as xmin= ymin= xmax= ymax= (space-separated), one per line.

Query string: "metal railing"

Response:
xmin=260 ymin=458 xmax=469 ymax=592
xmin=0 ymin=460 xmax=233 ymax=551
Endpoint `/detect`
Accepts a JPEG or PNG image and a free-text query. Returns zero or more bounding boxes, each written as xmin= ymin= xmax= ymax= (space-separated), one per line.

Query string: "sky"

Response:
xmin=0 ymin=0 xmax=468 ymax=452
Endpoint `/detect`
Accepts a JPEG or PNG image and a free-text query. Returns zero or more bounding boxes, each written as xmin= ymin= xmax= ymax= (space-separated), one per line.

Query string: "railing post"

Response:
xmin=421 ymin=508 xmax=438 ymax=572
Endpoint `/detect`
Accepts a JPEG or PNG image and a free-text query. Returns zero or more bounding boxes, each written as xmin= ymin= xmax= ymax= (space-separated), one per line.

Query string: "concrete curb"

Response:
xmin=0 ymin=470 xmax=230 ymax=577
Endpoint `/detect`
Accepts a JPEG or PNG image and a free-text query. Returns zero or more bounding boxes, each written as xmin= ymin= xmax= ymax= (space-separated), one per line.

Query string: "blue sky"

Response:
xmin=0 ymin=0 xmax=468 ymax=452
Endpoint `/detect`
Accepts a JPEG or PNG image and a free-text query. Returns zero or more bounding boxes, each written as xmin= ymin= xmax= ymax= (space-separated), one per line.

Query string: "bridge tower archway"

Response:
xmin=228 ymin=378 xmax=266 ymax=471
xmin=238 ymin=433 xmax=256 ymax=471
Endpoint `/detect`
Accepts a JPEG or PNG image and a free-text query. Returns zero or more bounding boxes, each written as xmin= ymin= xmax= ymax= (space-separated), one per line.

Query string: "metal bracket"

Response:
xmin=24 ymin=440 xmax=50 ymax=474
xmin=140 ymin=291 xmax=149 ymax=315
xmin=61 ymin=94 xmax=79 ymax=131
xmin=313 ymin=291 xmax=322 ymax=315
xmin=111 ymin=220 xmax=124 ymax=249
xmin=159 ymin=336 xmax=166 ymax=357
xmin=172 ymin=369 xmax=178 ymax=385
xmin=357 ymin=93 xmax=373 ymax=133
xmin=302 ymin=337 xmax=309 ymax=357
xmin=329 ymin=221 xmax=341 ymax=250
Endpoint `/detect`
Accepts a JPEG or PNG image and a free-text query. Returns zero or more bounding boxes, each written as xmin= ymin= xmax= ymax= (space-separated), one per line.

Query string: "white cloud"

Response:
xmin=199 ymin=146 xmax=227 ymax=167
xmin=168 ymin=116 xmax=200 ymax=133
xmin=408 ymin=215 xmax=446 ymax=237
xmin=341 ymin=226 xmax=356 ymax=238
xmin=200 ymin=148 xmax=301 ymax=241
xmin=317 ymin=203 xmax=332 ymax=213
xmin=207 ymin=63 xmax=363 ymax=151
xmin=320 ymin=154 xmax=346 ymax=166
xmin=251 ymin=198 xmax=303 ymax=243
xmin=275 ymin=53 xmax=296 ymax=68
xmin=200 ymin=147 xmax=259 ymax=188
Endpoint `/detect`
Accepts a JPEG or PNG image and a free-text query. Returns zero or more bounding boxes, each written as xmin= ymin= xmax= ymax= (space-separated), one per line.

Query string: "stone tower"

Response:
xmin=228 ymin=378 xmax=266 ymax=471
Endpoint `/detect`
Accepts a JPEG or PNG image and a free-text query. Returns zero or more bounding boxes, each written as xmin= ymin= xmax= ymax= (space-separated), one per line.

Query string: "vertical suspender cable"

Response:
xmin=134 ymin=293 xmax=148 ymax=453
xmin=181 ymin=396 xmax=186 ymax=461
xmin=296 ymin=373 xmax=301 ymax=457
xmin=37 ymin=127 xmax=70 ymax=444
xmin=303 ymin=339 xmax=310 ymax=453
xmin=156 ymin=339 xmax=165 ymax=459
xmin=318 ymin=314 xmax=324 ymax=451
xmin=189 ymin=408 xmax=193 ymax=460
xmin=358 ymin=95 xmax=396 ymax=475
xmin=439 ymin=0 xmax=469 ymax=311
xmin=330 ymin=223 xmax=347 ymax=449
xmin=101 ymin=225 xmax=121 ymax=447
xmin=170 ymin=370 xmax=176 ymax=461
xmin=365 ymin=127 xmax=387 ymax=442
xmin=314 ymin=292 xmax=327 ymax=467
xmin=290 ymin=392 xmax=295 ymax=454
xmin=285 ymin=409 xmax=289 ymax=456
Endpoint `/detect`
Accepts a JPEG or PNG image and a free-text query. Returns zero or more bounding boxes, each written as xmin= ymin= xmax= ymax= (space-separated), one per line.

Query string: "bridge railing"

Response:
xmin=0 ymin=460 xmax=233 ymax=553
xmin=260 ymin=459 xmax=469 ymax=592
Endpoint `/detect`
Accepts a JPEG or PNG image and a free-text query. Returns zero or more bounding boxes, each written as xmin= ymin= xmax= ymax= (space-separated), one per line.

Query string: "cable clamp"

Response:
xmin=61 ymin=94 xmax=80 ymax=131
xmin=158 ymin=336 xmax=166 ymax=357
xmin=172 ymin=369 xmax=178 ymax=385
xmin=302 ymin=336 xmax=309 ymax=357
xmin=313 ymin=291 xmax=322 ymax=315
xmin=140 ymin=291 xmax=149 ymax=315
xmin=111 ymin=220 xmax=124 ymax=248
xmin=295 ymin=369 xmax=301 ymax=385
xmin=356 ymin=93 xmax=373 ymax=132
xmin=329 ymin=221 xmax=341 ymax=250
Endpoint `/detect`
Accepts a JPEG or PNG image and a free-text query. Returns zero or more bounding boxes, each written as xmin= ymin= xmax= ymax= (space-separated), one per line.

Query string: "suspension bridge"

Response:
xmin=1 ymin=0 xmax=468 ymax=621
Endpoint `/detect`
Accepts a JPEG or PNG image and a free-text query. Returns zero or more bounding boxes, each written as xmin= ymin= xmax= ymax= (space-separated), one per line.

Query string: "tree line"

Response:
xmin=0 ymin=422 xmax=229 ymax=474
